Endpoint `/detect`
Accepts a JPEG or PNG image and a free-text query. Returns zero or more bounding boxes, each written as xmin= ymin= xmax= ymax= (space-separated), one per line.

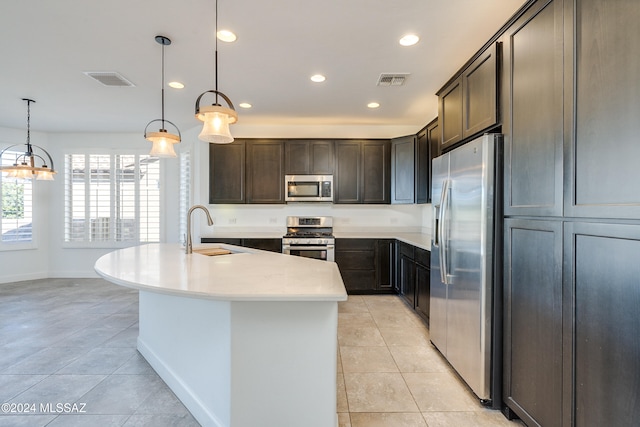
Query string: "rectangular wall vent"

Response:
xmin=83 ymin=71 xmax=135 ymax=87
xmin=377 ymin=73 xmax=410 ymax=86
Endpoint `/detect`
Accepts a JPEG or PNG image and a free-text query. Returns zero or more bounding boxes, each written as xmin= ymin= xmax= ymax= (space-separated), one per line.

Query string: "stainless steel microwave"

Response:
xmin=285 ymin=175 xmax=333 ymax=202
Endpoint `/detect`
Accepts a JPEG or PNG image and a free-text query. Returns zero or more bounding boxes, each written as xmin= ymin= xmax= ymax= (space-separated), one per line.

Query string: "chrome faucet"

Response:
xmin=186 ymin=205 xmax=214 ymax=254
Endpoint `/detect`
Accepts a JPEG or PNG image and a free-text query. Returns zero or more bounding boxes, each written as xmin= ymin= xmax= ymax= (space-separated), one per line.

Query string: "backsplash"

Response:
xmin=204 ymin=203 xmax=431 ymax=234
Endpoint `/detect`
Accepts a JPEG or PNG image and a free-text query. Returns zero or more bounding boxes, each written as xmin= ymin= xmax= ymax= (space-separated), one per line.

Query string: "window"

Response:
xmin=179 ymin=150 xmax=191 ymax=245
xmin=1 ymin=150 xmax=33 ymax=244
xmin=64 ymin=153 xmax=161 ymax=245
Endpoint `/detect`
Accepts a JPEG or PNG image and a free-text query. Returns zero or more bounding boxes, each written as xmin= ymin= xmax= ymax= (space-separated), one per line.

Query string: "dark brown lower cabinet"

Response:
xmin=335 ymin=239 xmax=395 ymax=294
xmin=503 ymin=218 xmax=563 ymax=427
xmin=414 ymin=248 xmax=430 ymax=324
xmin=398 ymin=242 xmax=415 ymax=307
xmin=566 ymin=222 xmax=640 ymax=427
xmin=200 ymin=238 xmax=282 ymax=253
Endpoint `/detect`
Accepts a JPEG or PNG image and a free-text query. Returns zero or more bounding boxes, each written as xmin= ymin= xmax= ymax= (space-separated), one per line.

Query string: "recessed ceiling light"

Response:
xmin=239 ymin=102 xmax=252 ymax=109
xmin=168 ymin=81 xmax=184 ymax=89
xmin=310 ymin=74 xmax=326 ymax=83
xmin=217 ymin=30 xmax=237 ymax=42
xmin=367 ymin=102 xmax=380 ymax=109
xmin=399 ymin=34 xmax=420 ymax=46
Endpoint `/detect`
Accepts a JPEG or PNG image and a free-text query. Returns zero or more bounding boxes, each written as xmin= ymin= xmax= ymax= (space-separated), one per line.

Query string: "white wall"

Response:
xmin=1 ymin=123 xmax=432 ymax=282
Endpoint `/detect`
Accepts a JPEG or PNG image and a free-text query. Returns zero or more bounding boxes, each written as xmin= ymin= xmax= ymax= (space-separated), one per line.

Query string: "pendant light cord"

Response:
xmin=215 ymin=0 xmax=219 ymax=105
xmin=25 ymin=99 xmax=33 ymax=154
xmin=161 ymin=41 xmax=166 ymax=128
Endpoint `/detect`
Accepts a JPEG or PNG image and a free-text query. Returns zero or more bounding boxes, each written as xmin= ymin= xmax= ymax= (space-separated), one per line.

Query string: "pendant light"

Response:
xmin=144 ymin=35 xmax=181 ymax=158
xmin=194 ymin=0 xmax=238 ymax=144
xmin=0 ymin=99 xmax=56 ymax=181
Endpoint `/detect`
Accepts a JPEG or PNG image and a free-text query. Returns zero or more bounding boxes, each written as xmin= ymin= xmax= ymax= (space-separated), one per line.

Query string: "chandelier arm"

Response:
xmin=0 ymin=144 xmax=26 ymax=159
xmin=31 ymin=144 xmax=55 ymax=172
xmin=194 ymin=90 xmax=236 ymax=114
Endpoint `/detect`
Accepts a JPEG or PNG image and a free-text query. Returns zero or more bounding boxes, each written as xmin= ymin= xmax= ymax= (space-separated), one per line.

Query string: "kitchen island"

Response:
xmin=94 ymin=243 xmax=347 ymax=427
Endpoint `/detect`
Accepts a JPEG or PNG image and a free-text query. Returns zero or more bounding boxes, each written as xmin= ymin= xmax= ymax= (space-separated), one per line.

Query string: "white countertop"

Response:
xmin=94 ymin=243 xmax=347 ymax=302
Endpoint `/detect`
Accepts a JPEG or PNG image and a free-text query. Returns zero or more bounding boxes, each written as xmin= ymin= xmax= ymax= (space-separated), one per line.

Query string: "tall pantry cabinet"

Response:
xmin=502 ymin=0 xmax=640 ymax=426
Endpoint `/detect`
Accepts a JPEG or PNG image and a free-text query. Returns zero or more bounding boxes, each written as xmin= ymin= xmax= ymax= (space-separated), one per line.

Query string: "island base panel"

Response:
xmin=137 ymin=290 xmax=338 ymax=427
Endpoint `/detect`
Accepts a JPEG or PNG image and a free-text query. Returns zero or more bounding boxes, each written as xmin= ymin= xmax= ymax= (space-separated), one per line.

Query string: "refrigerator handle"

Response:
xmin=439 ymin=179 xmax=450 ymax=285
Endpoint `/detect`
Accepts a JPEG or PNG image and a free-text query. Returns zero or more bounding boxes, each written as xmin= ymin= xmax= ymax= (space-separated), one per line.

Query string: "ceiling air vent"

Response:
xmin=83 ymin=71 xmax=135 ymax=87
xmin=377 ymin=73 xmax=410 ymax=86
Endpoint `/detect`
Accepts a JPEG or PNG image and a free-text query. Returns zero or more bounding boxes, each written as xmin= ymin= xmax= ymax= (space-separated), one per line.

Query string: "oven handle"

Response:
xmin=282 ymin=244 xmax=334 ymax=251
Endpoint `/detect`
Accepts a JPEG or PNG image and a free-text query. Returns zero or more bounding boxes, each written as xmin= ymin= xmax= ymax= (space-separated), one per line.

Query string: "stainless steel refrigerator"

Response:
xmin=430 ymin=133 xmax=502 ymax=406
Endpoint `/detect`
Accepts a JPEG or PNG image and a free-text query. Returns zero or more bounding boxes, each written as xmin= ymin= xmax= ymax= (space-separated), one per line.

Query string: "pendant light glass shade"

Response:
xmin=0 ymin=99 xmax=56 ymax=181
xmin=147 ymin=129 xmax=180 ymax=157
xmin=196 ymin=104 xmax=237 ymax=144
xmin=144 ymin=35 xmax=180 ymax=158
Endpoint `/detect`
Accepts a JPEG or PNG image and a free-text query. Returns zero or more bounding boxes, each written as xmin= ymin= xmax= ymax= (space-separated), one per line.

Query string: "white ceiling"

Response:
xmin=0 ymin=0 xmax=526 ymax=135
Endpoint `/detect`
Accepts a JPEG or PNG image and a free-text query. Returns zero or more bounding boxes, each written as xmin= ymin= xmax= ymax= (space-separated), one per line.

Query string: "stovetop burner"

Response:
xmin=284 ymin=231 xmax=334 ymax=238
xmin=283 ymin=216 xmax=334 ymax=241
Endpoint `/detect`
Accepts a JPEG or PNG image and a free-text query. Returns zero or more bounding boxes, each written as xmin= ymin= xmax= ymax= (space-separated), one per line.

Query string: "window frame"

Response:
xmin=62 ymin=149 xmax=163 ymax=249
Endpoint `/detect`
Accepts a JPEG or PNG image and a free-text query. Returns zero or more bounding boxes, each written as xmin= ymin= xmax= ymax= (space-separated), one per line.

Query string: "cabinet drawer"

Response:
xmin=398 ymin=242 xmax=415 ymax=259
xmin=415 ymin=247 xmax=430 ymax=266
xmin=335 ymin=239 xmax=376 ymax=250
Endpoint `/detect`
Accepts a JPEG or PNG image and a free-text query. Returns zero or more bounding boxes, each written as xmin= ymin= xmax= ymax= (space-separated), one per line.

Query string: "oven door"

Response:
xmin=282 ymin=244 xmax=335 ymax=262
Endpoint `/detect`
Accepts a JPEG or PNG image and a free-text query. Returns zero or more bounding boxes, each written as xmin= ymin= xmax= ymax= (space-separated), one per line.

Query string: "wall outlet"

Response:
xmin=228 ymin=218 xmax=237 ymax=224
xmin=269 ymin=218 xmax=278 ymax=224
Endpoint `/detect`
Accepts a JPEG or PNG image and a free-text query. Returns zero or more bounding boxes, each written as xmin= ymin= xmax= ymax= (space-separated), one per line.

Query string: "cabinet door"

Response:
xmin=428 ymin=117 xmax=441 ymax=160
xmin=503 ymin=0 xmax=564 ymax=217
xmin=503 ymin=218 xmax=563 ymax=427
xmin=438 ymin=78 xmax=463 ymax=150
xmin=415 ymin=118 xmax=439 ymax=203
xmin=335 ymin=239 xmax=376 ymax=293
xmin=399 ymin=254 xmax=415 ymax=308
xmin=284 ymin=140 xmax=310 ymax=175
xmin=376 ymin=239 xmax=395 ymax=291
xmin=246 ymin=140 xmax=285 ymax=204
xmin=334 ymin=141 xmax=361 ymax=203
xmin=391 ymin=135 xmax=415 ymax=204
xmin=309 ymin=141 xmax=334 ymax=175
xmin=414 ymin=247 xmax=430 ymax=323
xmin=564 ymin=0 xmax=640 ymax=219
xmin=564 ymin=222 xmax=640 ymax=427
xmin=285 ymin=140 xmax=334 ymax=175
xmin=362 ymin=140 xmax=390 ymax=204
xmin=462 ymin=43 xmax=498 ymax=139
xmin=209 ymin=141 xmax=245 ymax=204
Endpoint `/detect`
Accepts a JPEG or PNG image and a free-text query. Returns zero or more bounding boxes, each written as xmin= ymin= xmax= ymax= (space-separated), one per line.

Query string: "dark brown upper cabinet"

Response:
xmin=416 ymin=118 xmax=439 ymax=204
xmin=209 ymin=140 xmax=246 ymax=204
xmin=246 ymin=140 xmax=285 ymax=204
xmin=502 ymin=0 xmax=563 ymax=218
xmin=285 ymin=140 xmax=334 ymax=175
xmin=334 ymin=140 xmax=390 ymax=204
xmin=391 ymin=135 xmax=416 ymax=204
xmin=564 ymin=0 xmax=640 ymax=220
xmin=438 ymin=42 xmax=500 ymax=151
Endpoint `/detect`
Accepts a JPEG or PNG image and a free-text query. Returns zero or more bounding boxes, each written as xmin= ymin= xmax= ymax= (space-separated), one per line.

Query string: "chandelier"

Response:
xmin=0 ymin=99 xmax=55 ymax=181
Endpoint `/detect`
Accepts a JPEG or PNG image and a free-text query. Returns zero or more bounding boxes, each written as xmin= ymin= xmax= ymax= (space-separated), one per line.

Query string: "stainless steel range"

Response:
xmin=282 ymin=216 xmax=335 ymax=261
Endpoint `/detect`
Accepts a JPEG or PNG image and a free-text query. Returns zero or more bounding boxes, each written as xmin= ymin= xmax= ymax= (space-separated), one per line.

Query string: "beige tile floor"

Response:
xmin=337 ymin=295 xmax=524 ymax=427
xmin=1 ymin=279 xmax=524 ymax=426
